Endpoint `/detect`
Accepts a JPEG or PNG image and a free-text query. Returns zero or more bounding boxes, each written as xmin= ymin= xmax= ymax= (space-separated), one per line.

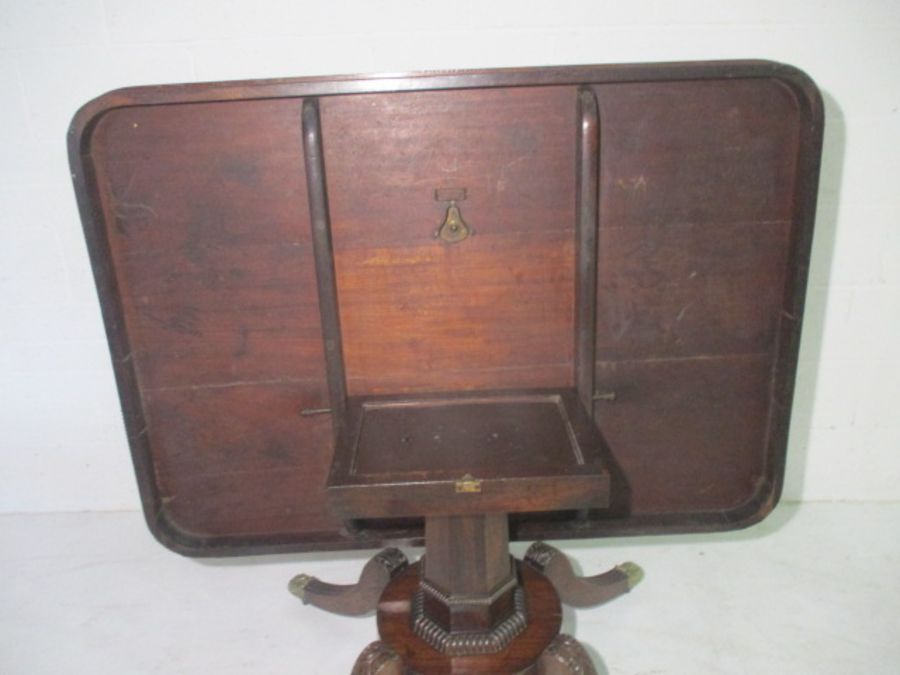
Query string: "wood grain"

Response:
xmin=323 ymin=86 xmax=578 ymax=395
xmin=69 ymin=62 xmax=823 ymax=554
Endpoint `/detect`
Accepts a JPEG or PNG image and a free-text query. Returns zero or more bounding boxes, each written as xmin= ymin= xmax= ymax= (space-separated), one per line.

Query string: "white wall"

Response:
xmin=1 ymin=0 xmax=898 ymax=514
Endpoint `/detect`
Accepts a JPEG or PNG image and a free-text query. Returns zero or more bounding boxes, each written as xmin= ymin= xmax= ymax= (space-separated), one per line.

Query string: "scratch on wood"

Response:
xmin=597 ymin=352 xmax=765 ymax=366
xmin=614 ymin=175 xmax=648 ymax=193
xmin=142 ymin=376 xmax=316 ymax=393
xmin=112 ymin=200 xmax=158 ymax=220
xmin=346 ymin=361 xmax=571 ymax=384
xmin=614 ymin=314 xmax=634 ymax=340
xmin=496 ymin=155 xmax=529 ymax=191
xmin=110 ymin=168 xmax=158 ymax=230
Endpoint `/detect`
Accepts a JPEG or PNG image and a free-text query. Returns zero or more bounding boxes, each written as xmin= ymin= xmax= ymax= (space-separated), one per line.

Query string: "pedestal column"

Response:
xmin=414 ymin=514 xmax=527 ymax=654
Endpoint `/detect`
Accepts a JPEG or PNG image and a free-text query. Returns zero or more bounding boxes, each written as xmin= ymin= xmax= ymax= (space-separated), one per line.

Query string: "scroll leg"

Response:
xmin=351 ymin=641 xmax=404 ymax=675
xmin=525 ymin=542 xmax=642 ymax=609
xmin=537 ymin=634 xmax=598 ymax=675
xmin=288 ymin=548 xmax=408 ymax=616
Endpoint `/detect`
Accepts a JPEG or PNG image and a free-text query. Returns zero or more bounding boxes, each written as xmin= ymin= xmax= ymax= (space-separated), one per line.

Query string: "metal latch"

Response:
xmin=455 ymin=474 xmax=483 ymax=493
xmin=434 ymin=187 xmax=471 ymax=243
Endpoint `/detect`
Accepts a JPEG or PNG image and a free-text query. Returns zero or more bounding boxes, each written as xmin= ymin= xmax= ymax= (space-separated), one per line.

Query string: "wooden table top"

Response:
xmin=68 ymin=60 xmax=823 ymax=556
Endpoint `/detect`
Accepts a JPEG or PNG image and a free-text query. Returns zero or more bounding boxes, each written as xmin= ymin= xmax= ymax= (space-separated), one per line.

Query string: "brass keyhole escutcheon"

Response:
xmin=436 ymin=201 xmax=470 ymax=244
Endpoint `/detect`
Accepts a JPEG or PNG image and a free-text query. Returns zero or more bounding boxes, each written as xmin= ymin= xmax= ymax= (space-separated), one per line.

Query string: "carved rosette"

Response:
xmin=540 ymin=634 xmax=598 ymax=675
xmin=524 ymin=541 xmax=558 ymax=572
xmin=350 ymin=641 xmax=403 ymax=675
xmin=373 ymin=548 xmax=409 ymax=577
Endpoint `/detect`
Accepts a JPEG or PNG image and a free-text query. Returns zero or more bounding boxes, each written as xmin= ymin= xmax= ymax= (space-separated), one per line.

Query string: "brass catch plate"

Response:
xmin=437 ymin=202 xmax=470 ymax=243
xmin=455 ymin=474 xmax=483 ymax=493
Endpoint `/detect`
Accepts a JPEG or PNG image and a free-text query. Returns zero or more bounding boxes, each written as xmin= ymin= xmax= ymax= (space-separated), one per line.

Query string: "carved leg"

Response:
xmin=536 ymin=635 xmax=598 ymax=675
xmin=289 ymin=548 xmax=408 ymax=616
xmin=351 ymin=641 xmax=405 ymax=675
xmin=524 ymin=542 xmax=642 ymax=609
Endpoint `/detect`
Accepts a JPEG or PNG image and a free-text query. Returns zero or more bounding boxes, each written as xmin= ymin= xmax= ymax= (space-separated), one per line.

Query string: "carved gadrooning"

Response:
xmin=411 ymin=585 xmax=528 ymax=656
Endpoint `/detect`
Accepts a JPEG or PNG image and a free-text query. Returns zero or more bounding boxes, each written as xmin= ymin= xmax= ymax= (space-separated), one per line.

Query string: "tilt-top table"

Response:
xmin=69 ymin=61 xmax=823 ymax=673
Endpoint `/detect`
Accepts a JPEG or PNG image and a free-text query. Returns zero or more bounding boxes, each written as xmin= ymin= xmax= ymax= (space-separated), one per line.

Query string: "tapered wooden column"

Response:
xmin=414 ymin=514 xmax=525 ymax=653
xmin=424 ymin=514 xmax=513 ymax=601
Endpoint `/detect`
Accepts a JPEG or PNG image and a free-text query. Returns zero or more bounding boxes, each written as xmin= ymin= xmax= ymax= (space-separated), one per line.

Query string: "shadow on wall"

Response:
xmin=781 ymin=90 xmax=846 ymax=505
